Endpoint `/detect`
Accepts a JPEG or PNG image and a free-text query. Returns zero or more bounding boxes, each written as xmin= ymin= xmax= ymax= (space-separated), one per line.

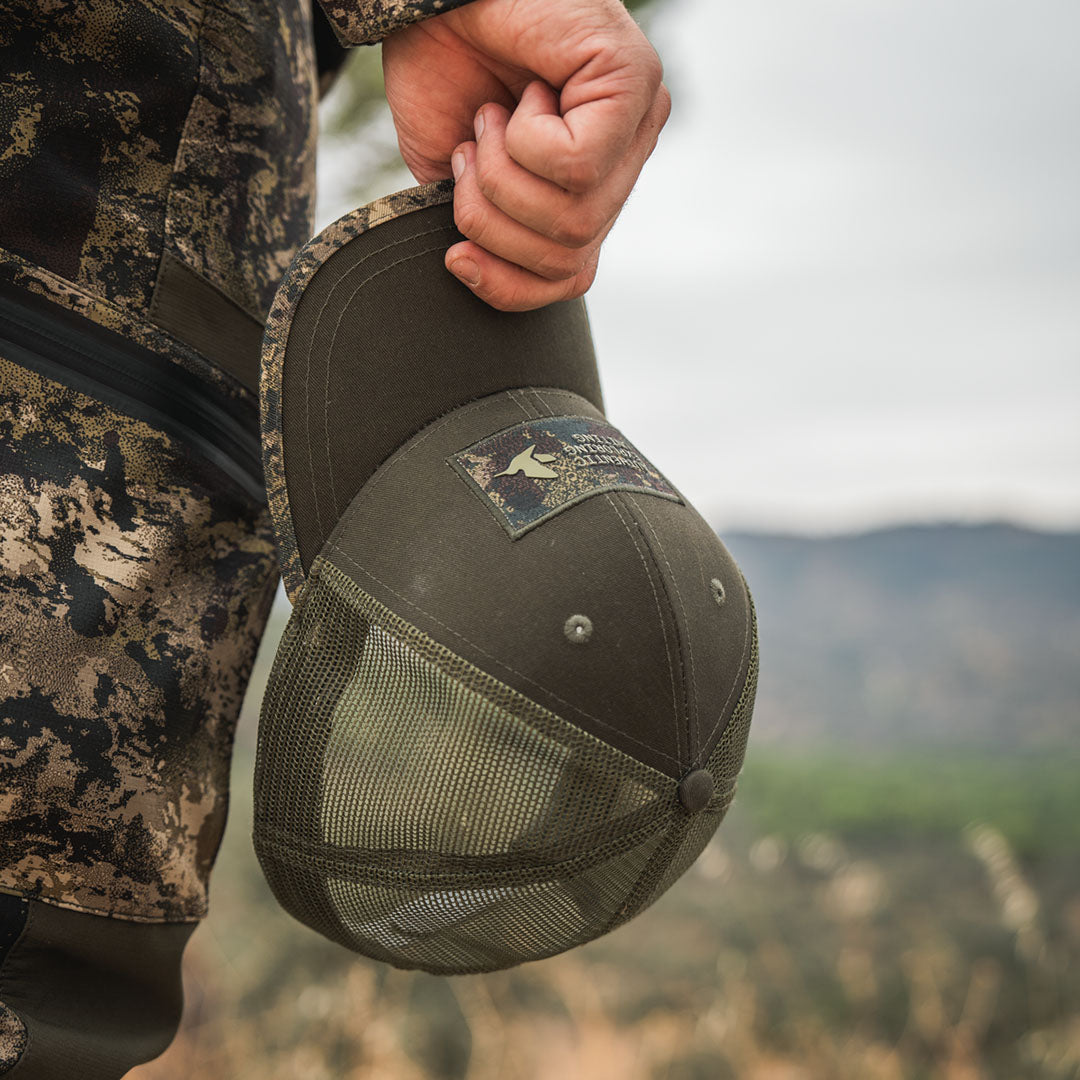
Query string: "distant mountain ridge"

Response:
xmin=719 ymin=523 xmax=1080 ymax=750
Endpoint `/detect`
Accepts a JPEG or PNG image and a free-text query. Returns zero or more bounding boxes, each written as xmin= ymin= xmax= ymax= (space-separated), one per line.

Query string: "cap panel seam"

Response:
xmin=323 ymin=542 xmax=681 ymax=766
xmin=602 ymin=493 xmax=684 ymax=766
xmin=506 ymin=386 xmax=540 ymax=421
xmin=630 ymin=498 xmax=701 ymax=762
xmin=301 ymin=234 xmax=457 ymax=541
xmin=314 ymin=224 xmax=459 ymax=516
xmin=698 ymin=570 xmax=753 ymax=757
xmin=609 ymin=492 xmax=691 ymax=767
xmin=262 ymin=179 xmax=454 ymax=602
xmin=527 ymin=387 xmax=555 ymax=415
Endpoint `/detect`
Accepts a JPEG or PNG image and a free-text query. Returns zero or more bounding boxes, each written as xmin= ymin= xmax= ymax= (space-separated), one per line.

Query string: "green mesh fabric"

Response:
xmin=254 ymin=558 xmax=758 ymax=975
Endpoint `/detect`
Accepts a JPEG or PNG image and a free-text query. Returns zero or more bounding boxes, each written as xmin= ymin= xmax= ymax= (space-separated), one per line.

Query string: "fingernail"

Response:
xmin=474 ymin=109 xmax=485 ymax=139
xmin=451 ymin=150 xmax=465 ymax=181
xmin=450 ymin=257 xmax=480 ymax=286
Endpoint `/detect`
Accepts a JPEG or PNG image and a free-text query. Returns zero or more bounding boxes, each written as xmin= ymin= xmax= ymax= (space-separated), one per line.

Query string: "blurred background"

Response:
xmin=129 ymin=0 xmax=1080 ymax=1076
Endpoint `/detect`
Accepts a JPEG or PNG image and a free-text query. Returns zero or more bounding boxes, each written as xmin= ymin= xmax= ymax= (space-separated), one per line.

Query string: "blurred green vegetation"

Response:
xmin=741 ymin=750 xmax=1080 ymax=859
xmin=126 ymin=524 xmax=1080 ymax=1078
xmin=130 ymin=741 xmax=1080 ymax=1079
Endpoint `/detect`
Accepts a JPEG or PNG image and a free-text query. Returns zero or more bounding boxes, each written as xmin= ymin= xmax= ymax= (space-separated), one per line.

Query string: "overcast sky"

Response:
xmin=320 ymin=0 xmax=1080 ymax=535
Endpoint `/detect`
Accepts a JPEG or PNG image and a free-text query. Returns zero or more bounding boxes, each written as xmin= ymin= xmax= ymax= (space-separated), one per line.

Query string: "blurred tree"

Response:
xmin=319 ymin=0 xmax=666 ymax=205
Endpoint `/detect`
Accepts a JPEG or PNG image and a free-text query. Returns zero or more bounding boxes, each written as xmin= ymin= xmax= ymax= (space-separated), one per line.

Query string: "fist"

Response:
xmin=382 ymin=0 xmax=671 ymax=311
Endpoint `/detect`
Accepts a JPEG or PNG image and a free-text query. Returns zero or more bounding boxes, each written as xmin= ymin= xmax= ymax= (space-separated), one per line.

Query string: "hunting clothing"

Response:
xmin=0 ymin=1 xmax=471 ymax=1076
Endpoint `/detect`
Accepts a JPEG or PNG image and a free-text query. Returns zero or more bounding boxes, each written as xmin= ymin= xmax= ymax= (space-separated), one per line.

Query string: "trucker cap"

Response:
xmin=253 ymin=179 xmax=759 ymax=975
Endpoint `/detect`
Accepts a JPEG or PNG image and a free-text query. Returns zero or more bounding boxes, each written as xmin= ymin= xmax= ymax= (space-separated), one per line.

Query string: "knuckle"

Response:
xmin=560 ymin=277 xmax=589 ymax=302
xmin=559 ymin=155 xmax=604 ymax=194
xmin=565 ymin=260 xmax=598 ymax=300
xmin=550 ymin=208 xmax=603 ymax=249
xmin=483 ymin=281 xmax=532 ymax=313
xmin=474 ymin=152 xmax=504 ymax=204
xmin=534 ymin=248 xmax=585 ymax=282
xmin=453 ymin=195 xmax=486 ymax=242
xmin=657 ymin=82 xmax=673 ymax=124
xmin=642 ymin=50 xmax=664 ymax=91
xmin=482 ymin=291 xmax=514 ymax=313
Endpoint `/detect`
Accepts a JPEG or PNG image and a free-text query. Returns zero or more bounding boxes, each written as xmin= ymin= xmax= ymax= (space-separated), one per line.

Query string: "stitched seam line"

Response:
xmin=302 ymin=227 xmax=452 ymax=535
xmin=325 ymin=542 xmax=680 ymax=765
xmin=698 ymin=578 xmax=752 ymax=754
xmin=313 ymin=223 xmax=458 ymax=520
xmin=619 ymin=493 xmax=692 ymax=752
xmin=158 ymin=0 xmax=212 ymax=312
xmin=528 ymin=387 xmax=552 ymax=414
xmin=304 ymin=238 xmax=455 ymax=536
xmin=506 ymin=387 xmax=540 ymax=421
xmin=633 ymin=499 xmax=701 ymax=760
xmin=263 ymin=181 xmax=453 ymax=596
xmin=0 ymin=889 xmax=198 ymax=926
xmin=603 ymin=493 xmax=683 ymax=765
xmin=611 ymin=491 xmax=690 ymax=763
xmin=345 ymin=387 xmax=588 ymax=511
xmin=319 ymin=386 xmax=591 ymax=593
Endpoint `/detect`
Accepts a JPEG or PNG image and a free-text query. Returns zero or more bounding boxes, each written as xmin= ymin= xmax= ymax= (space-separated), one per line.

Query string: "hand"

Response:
xmin=381 ymin=0 xmax=670 ymax=311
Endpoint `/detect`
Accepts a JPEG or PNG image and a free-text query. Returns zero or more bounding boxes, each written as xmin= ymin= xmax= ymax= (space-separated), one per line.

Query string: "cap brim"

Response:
xmin=260 ymin=180 xmax=603 ymax=601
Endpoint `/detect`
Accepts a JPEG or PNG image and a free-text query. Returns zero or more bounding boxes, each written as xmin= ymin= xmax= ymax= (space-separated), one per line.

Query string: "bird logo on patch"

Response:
xmin=494 ymin=444 xmax=559 ymax=479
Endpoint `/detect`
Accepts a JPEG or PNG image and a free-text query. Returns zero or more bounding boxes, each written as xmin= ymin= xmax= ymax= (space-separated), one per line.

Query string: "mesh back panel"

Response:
xmin=254 ymin=558 xmax=758 ymax=974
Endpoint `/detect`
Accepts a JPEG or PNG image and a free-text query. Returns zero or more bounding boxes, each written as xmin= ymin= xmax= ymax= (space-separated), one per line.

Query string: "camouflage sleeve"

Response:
xmin=315 ymin=0 xmax=479 ymax=46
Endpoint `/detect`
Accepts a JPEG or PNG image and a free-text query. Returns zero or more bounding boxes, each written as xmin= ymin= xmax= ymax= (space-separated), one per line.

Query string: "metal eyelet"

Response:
xmin=710 ymin=577 xmax=726 ymax=607
xmin=564 ymin=614 xmax=594 ymax=644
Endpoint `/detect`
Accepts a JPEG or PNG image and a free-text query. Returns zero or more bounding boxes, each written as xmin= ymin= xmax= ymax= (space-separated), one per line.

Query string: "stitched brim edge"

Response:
xmin=260 ymin=179 xmax=455 ymax=602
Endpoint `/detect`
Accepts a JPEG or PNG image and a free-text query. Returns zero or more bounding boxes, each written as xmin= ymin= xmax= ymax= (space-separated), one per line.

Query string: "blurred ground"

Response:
xmin=127 ymin=1 xmax=1080 ymax=1069
xmin=127 ymin=525 xmax=1080 ymax=1080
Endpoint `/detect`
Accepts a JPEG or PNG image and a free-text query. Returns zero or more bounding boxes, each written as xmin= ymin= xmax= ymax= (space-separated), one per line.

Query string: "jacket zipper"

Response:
xmin=0 ymin=283 xmax=265 ymax=502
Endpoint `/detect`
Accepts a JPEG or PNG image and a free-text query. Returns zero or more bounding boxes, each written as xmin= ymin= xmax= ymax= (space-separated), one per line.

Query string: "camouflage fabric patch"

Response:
xmin=0 ymin=1002 xmax=27 ymax=1073
xmin=261 ymin=178 xmax=454 ymax=603
xmin=317 ymin=0 xmax=477 ymax=46
xmin=0 ymin=0 xmax=316 ymax=321
xmin=451 ymin=416 xmax=682 ymax=539
xmin=0 ymin=352 xmax=277 ymax=922
xmin=0 ymin=0 xmax=201 ymax=312
xmin=164 ymin=0 xmax=318 ymax=320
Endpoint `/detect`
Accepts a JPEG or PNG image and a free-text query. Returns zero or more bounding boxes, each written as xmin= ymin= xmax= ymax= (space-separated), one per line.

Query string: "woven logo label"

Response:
xmin=451 ymin=415 xmax=681 ymax=538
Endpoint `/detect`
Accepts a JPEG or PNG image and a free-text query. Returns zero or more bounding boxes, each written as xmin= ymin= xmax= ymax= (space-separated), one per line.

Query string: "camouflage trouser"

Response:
xmin=0 ymin=274 xmax=279 ymax=1076
xmin=0 ymin=0 xmax=358 ymax=1075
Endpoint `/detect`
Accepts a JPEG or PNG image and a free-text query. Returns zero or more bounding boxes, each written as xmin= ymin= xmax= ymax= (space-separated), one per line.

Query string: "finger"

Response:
xmin=445 ymin=238 xmax=599 ymax=313
xmin=505 ymin=50 xmax=661 ymax=194
xmin=475 ymin=87 xmax=669 ymax=248
xmin=452 ymin=140 xmax=604 ymax=281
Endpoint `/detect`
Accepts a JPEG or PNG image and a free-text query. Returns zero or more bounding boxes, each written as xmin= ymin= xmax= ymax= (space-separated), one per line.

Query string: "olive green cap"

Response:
xmin=255 ymin=181 xmax=758 ymax=974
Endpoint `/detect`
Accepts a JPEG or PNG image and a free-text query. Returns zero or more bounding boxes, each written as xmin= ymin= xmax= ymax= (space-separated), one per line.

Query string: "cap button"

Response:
xmin=677 ymin=769 xmax=715 ymax=813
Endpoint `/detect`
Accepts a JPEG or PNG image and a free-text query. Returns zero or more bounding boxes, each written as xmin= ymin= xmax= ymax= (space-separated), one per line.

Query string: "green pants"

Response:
xmin=0 ymin=1 xmax=387 ymax=1075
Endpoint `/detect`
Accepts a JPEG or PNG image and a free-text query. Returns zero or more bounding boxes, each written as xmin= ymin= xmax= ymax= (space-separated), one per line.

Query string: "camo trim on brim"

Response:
xmin=0 ymin=1002 xmax=27 ymax=1073
xmin=261 ymin=178 xmax=454 ymax=603
xmin=0 ymin=248 xmax=251 ymax=404
xmin=317 ymin=0 xmax=478 ymax=46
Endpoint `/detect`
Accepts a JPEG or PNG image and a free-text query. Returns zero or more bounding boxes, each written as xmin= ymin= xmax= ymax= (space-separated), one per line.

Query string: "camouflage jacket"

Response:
xmin=0 ymin=0 xmax=474 ymax=929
